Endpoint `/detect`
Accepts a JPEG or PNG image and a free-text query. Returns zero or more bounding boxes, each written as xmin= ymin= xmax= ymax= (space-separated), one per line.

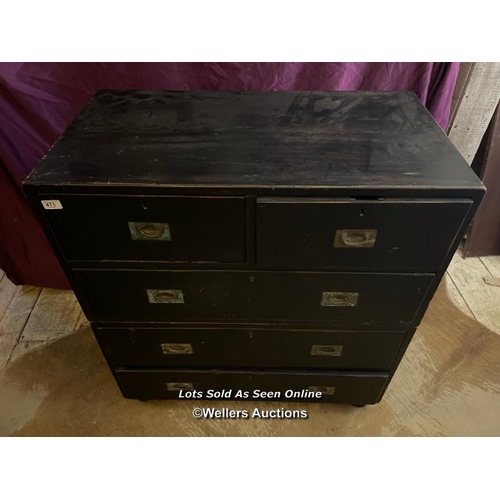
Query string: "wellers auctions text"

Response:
xmin=196 ymin=407 xmax=309 ymax=419
xmin=179 ymin=389 xmax=325 ymax=399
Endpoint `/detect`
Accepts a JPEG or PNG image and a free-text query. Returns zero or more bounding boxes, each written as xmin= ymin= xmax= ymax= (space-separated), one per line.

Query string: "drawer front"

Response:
xmin=97 ymin=326 xmax=405 ymax=370
xmin=116 ymin=368 xmax=389 ymax=403
xmin=40 ymin=194 xmax=245 ymax=262
xmin=76 ymin=269 xmax=433 ymax=323
xmin=257 ymin=197 xmax=471 ymax=270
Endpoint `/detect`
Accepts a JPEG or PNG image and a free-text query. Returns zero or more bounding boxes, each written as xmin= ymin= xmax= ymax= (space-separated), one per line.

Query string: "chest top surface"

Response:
xmin=25 ymin=90 xmax=483 ymax=193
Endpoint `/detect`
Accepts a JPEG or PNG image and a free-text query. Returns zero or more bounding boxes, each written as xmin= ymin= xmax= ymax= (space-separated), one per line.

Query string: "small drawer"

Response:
xmin=256 ymin=197 xmax=472 ymax=270
xmin=75 ymin=269 xmax=433 ymax=324
xmin=39 ymin=194 xmax=245 ymax=263
xmin=115 ymin=368 xmax=389 ymax=403
xmin=97 ymin=326 xmax=405 ymax=370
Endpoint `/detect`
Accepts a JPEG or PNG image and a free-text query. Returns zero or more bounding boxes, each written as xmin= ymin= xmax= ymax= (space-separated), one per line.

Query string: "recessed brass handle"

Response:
xmin=308 ymin=386 xmax=336 ymax=396
xmin=147 ymin=289 xmax=184 ymax=304
xmin=166 ymin=382 xmax=193 ymax=391
xmin=334 ymin=229 xmax=377 ymax=248
xmin=311 ymin=345 xmax=343 ymax=357
xmin=161 ymin=343 xmax=193 ymax=355
xmin=139 ymin=224 xmax=163 ymax=237
xmin=321 ymin=292 xmax=358 ymax=307
xmin=128 ymin=222 xmax=171 ymax=241
xmin=344 ymin=232 xmax=367 ymax=245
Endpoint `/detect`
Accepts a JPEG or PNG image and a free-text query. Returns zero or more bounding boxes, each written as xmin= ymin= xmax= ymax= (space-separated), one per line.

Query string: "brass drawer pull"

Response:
xmin=308 ymin=386 xmax=336 ymax=396
xmin=128 ymin=222 xmax=171 ymax=241
xmin=311 ymin=345 xmax=343 ymax=357
xmin=321 ymin=292 xmax=358 ymax=307
xmin=161 ymin=343 xmax=193 ymax=355
xmin=334 ymin=229 xmax=377 ymax=248
xmin=147 ymin=289 xmax=184 ymax=304
xmin=166 ymin=382 xmax=193 ymax=391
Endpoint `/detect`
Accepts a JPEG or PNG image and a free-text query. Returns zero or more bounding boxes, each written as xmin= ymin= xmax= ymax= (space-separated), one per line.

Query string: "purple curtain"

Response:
xmin=0 ymin=62 xmax=459 ymax=289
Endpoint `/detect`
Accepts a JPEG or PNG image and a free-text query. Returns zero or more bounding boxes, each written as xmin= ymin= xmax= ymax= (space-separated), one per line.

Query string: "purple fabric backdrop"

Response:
xmin=0 ymin=62 xmax=459 ymax=288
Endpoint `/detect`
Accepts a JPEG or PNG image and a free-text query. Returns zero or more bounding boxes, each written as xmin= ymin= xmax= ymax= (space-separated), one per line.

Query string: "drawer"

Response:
xmin=76 ymin=269 xmax=433 ymax=324
xmin=40 ymin=194 xmax=245 ymax=262
xmin=115 ymin=368 xmax=389 ymax=403
xmin=97 ymin=326 xmax=405 ymax=370
xmin=257 ymin=197 xmax=472 ymax=270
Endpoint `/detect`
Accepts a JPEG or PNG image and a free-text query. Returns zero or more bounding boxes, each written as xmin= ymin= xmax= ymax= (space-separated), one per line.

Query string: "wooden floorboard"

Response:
xmin=9 ymin=340 xmax=53 ymax=364
xmin=447 ymin=254 xmax=500 ymax=334
xmin=443 ymin=272 xmax=476 ymax=320
xmin=75 ymin=309 xmax=90 ymax=331
xmin=20 ymin=288 xmax=82 ymax=342
xmin=480 ymin=255 xmax=500 ymax=277
xmin=10 ymin=308 xmax=89 ymax=364
xmin=0 ymin=285 xmax=42 ymax=369
xmin=0 ymin=274 xmax=18 ymax=324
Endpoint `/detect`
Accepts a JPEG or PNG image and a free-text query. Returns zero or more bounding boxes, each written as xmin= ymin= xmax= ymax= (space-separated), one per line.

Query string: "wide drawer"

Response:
xmin=257 ymin=197 xmax=471 ymax=270
xmin=97 ymin=326 xmax=405 ymax=370
xmin=40 ymin=194 xmax=245 ymax=262
xmin=75 ymin=269 xmax=433 ymax=324
xmin=115 ymin=368 xmax=389 ymax=403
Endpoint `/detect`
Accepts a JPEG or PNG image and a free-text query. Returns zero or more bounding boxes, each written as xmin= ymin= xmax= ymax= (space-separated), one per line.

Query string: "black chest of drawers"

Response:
xmin=24 ymin=90 xmax=484 ymax=406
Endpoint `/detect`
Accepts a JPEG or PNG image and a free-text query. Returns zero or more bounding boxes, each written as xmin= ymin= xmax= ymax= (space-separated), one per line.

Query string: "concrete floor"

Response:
xmin=1 ymin=253 xmax=500 ymax=436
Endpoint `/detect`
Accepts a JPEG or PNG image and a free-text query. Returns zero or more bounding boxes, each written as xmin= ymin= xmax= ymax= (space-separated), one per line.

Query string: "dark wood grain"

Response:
xmin=25 ymin=90 xmax=483 ymax=193
xmin=40 ymin=194 xmax=245 ymax=263
xmin=257 ymin=197 xmax=472 ymax=271
xmin=74 ymin=269 xmax=433 ymax=324
xmin=115 ymin=368 xmax=389 ymax=404
xmin=96 ymin=325 xmax=405 ymax=370
xmin=22 ymin=90 xmax=486 ymax=404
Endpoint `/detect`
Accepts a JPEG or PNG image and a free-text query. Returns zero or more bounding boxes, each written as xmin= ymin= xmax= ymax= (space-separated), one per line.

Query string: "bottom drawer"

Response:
xmin=97 ymin=326 xmax=405 ymax=370
xmin=115 ymin=369 xmax=389 ymax=404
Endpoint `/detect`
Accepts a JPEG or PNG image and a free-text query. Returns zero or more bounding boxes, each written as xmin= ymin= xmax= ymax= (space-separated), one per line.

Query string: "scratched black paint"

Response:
xmin=23 ymin=91 xmax=485 ymax=405
xmin=26 ymin=90 xmax=483 ymax=192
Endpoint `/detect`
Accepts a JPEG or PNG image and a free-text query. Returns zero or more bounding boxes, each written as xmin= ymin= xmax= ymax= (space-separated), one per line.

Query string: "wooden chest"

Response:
xmin=23 ymin=90 xmax=484 ymax=406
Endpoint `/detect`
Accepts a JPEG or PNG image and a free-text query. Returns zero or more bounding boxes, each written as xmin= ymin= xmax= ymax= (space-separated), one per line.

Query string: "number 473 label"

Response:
xmin=41 ymin=200 xmax=63 ymax=210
